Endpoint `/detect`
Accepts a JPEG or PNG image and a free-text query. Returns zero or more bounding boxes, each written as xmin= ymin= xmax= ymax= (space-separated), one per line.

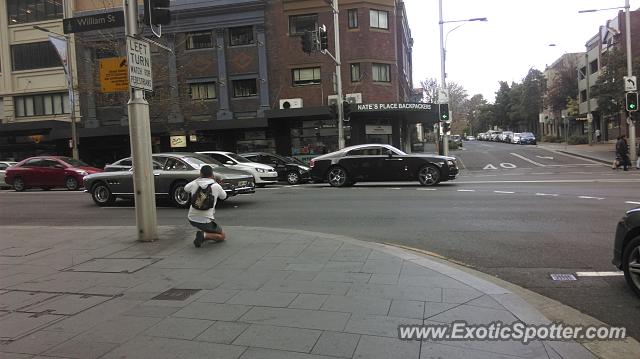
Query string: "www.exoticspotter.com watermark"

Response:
xmin=398 ymin=321 xmax=627 ymax=344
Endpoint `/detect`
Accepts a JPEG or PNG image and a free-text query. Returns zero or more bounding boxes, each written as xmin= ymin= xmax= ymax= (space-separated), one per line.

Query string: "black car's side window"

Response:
xmin=120 ymin=159 xmax=132 ymax=167
xmin=212 ymin=154 xmax=231 ymax=164
xmin=164 ymin=158 xmax=188 ymax=171
xmin=347 ymin=147 xmax=381 ymax=156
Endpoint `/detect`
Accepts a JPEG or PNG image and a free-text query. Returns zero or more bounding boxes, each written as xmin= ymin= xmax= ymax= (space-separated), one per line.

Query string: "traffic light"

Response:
xmin=442 ymin=121 xmax=451 ymax=135
xmin=144 ymin=0 xmax=171 ymax=25
xmin=301 ymin=31 xmax=313 ymax=54
xmin=319 ymin=26 xmax=329 ymax=50
xmin=439 ymin=103 xmax=449 ymax=121
xmin=342 ymin=101 xmax=352 ymax=121
xmin=626 ymin=91 xmax=638 ymax=112
xmin=329 ymin=103 xmax=338 ymax=120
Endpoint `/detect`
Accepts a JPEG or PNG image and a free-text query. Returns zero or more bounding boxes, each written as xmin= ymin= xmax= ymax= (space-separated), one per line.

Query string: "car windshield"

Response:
xmin=285 ymin=156 xmax=306 ymax=166
xmin=58 ymin=157 xmax=89 ymax=167
xmin=227 ymin=153 xmax=251 ymax=163
xmin=521 ymin=132 xmax=535 ymax=137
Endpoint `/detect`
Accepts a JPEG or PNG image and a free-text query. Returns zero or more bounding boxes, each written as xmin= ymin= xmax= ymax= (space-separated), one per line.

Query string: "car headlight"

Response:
xmin=75 ymin=170 xmax=88 ymax=176
xmin=299 ymin=166 xmax=310 ymax=173
xmin=447 ymin=160 xmax=455 ymax=166
xmin=255 ymin=168 xmax=266 ymax=173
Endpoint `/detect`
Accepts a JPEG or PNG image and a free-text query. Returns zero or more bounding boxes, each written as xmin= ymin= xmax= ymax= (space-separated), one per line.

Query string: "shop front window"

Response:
xmin=290 ymin=120 xmax=344 ymax=156
xmin=236 ymin=130 xmax=275 ymax=153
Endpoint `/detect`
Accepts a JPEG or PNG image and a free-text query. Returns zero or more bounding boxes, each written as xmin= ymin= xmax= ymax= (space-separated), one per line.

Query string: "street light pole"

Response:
xmin=332 ymin=0 xmax=345 ymax=149
xmin=625 ymin=0 xmax=637 ymax=162
xmin=438 ymin=0 xmax=448 ymax=156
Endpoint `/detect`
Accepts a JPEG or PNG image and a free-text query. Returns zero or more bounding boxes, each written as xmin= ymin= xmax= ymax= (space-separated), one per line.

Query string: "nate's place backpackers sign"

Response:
xmin=355 ymin=103 xmax=436 ymax=112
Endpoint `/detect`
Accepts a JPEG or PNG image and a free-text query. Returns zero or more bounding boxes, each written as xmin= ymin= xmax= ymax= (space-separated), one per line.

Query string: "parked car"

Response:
xmin=83 ymin=153 xmax=255 ymax=207
xmin=0 ymin=161 xmax=18 ymax=188
xmin=197 ymin=151 xmax=278 ymax=187
xmin=239 ymin=152 xmax=311 ymax=185
xmin=511 ymin=133 xmax=522 ymax=144
xmin=104 ymin=158 xmax=135 ymax=172
xmin=309 ymin=144 xmax=458 ymax=187
xmin=5 ymin=156 xmax=102 ymax=191
xmin=613 ymin=207 xmax=640 ymax=297
xmin=490 ymin=132 xmax=502 ymax=141
xmin=517 ymin=132 xmax=537 ymax=145
xmin=466 ymin=136 xmax=476 ymax=141
xmin=500 ymin=131 xmax=514 ymax=143
xmin=451 ymin=135 xmax=463 ymax=147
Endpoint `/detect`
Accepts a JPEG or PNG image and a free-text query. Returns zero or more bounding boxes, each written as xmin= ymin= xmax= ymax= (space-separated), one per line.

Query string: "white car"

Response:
xmin=0 ymin=161 xmax=18 ymax=188
xmin=197 ymin=151 xmax=278 ymax=187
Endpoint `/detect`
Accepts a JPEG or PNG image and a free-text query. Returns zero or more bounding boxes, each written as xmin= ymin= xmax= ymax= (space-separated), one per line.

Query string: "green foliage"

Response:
xmin=547 ymin=58 xmax=579 ymax=113
xmin=593 ymin=49 xmax=640 ymax=117
xmin=542 ymin=135 xmax=562 ymax=143
xmin=448 ymin=141 xmax=459 ymax=150
xmin=568 ymin=135 xmax=588 ymax=145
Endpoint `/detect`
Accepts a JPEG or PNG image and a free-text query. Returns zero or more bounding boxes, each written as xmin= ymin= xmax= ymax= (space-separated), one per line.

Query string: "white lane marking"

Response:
xmin=576 ymin=271 xmax=624 ymax=277
xmin=457 ymin=189 xmax=475 ymax=192
xmin=102 ymin=207 xmax=135 ymax=209
xmin=494 ymin=191 xmax=515 ymax=194
xmin=417 ymin=188 xmax=437 ymax=191
xmin=500 ymin=162 xmax=517 ymax=169
xmin=454 ymin=179 xmax=640 ymax=184
xmin=536 ymin=193 xmax=559 ymax=197
xmin=578 ymin=196 xmax=604 ymax=200
xmin=510 ymin=153 xmax=546 ymax=167
xmin=626 ymin=201 xmax=640 ymax=205
xmin=536 ymin=156 xmax=554 ymax=160
xmin=531 ymin=172 xmax=553 ymax=175
xmin=545 ymin=164 xmax=604 ymax=167
xmin=483 ymin=164 xmax=497 ymax=170
xmin=390 ymin=188 xmax=402 ymax=190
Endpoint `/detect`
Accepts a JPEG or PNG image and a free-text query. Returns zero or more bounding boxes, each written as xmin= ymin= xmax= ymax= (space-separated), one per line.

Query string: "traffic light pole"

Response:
xmin=438 ymin=0 xmax=449 ymax=156
xmin=124 ymin=0 xmax=158 ymax=242
xmin=331 ymin=0 xmax=345 ymax=149
xmin=625 ymin=0 xmax=637 ymax=162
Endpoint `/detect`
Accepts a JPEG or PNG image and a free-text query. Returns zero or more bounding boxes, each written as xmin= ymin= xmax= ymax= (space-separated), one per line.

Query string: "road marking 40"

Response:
xmin=483 ymin=163 xmax=517 ymax=170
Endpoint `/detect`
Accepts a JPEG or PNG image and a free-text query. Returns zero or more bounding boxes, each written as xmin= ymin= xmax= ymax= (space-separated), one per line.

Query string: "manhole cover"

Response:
xmin=152 ymin=288 xmax=201 ymax=301
xmin=550 ymin=273 xmax=577 ymax=281
xmin=65 ymin=258 xmax=159 ymax=273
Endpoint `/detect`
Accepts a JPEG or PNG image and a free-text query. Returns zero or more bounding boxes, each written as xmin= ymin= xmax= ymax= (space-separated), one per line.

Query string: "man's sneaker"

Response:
xmin=194 ymin=231 xmax=204 ymax=248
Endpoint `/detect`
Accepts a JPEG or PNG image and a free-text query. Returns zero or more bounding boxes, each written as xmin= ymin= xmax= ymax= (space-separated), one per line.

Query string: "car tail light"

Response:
xmin=310 ymin=159 xmax=315 ymax=168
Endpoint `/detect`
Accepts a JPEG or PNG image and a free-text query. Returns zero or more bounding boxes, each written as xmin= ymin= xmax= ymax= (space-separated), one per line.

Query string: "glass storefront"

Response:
xmin=290 ymin=120 xmax=342 ymax=155
xmin=236 ymin=130 xmax=275 ymax=153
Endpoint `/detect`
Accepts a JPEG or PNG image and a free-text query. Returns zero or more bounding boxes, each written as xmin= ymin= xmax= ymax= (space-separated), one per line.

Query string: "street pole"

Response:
xmin=332 ymin=0 xmax=345 ymax=149
xmin=124 ymin=0 xmax=158 ymax=241
xmin=438 ymin=0 xmax=449 ymax=156
xmin=585 ymin=51 xmax=592 ymax=146
xmin=625 ymin=0 xmax=638 ymax=162
xmin=61 ymin=3 xmax=79 ymax=160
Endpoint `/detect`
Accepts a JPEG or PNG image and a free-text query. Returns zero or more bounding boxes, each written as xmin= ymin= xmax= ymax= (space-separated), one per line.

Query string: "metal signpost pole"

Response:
xmin=625 ymin=0 xmax=637 ymax=162
xmin=332 ymin=0 xmax=345 ymax=149
xmin=124 ymin=0 xmax=158 ymax=241
xmin=438 ymin=0 xmax=449 ymax=156
xmin=61 ymin=3 xmax=79 ymax=159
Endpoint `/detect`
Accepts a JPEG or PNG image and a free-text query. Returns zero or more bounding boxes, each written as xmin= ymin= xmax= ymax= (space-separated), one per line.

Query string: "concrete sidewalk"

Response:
xmin=0 ymin=225 xmax=627 ymax=359
xmin=538 ymin=142 xmax=620 ymax=165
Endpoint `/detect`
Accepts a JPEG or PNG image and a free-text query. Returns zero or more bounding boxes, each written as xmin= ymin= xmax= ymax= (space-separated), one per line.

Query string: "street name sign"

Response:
xmin=63 ymin=11 xmax=124 ymax=34
xmin=126 ymin=37 xmax=153 ymax=92
xmin=624 ymin=76 xmax=637 ymax=92
xmin=99 ymin=57 xmax=128 ymax=93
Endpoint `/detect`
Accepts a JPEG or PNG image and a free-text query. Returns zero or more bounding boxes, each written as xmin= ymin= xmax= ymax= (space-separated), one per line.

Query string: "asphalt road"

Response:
xmin=2 ymin=141 xmax=640 ymax=339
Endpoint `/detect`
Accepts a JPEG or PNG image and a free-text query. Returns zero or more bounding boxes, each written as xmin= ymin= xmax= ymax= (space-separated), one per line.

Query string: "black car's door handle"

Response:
xmin=385 ymin=158 xmax=403 ymax=161
xmin=154 ymin=173 xmax=160 ymax=176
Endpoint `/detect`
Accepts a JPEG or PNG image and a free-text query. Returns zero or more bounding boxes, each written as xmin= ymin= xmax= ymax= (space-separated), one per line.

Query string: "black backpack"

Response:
xmin=191 ymin=184 xmax=214 ymax=210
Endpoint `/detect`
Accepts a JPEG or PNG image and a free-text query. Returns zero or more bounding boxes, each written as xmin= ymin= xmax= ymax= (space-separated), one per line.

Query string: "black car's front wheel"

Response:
xmin=286 ymin=171 xmax=301 ymax=185
xmin=622 ymin=236 xmax=640 ymax=297
xmin=171 ymin=181 xmax=190 ymax=208
xmin=327 ymin=166 xmax=349 ymax=187
xmin=418 ymin=165 xmax=441 ymax=186
xmin=91 ymin=182 xmax=116 ymax=206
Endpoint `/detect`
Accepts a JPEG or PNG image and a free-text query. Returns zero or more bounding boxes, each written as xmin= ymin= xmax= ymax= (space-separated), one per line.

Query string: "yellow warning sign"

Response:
xmin=99 ymin=57 xmax=128 ymax=93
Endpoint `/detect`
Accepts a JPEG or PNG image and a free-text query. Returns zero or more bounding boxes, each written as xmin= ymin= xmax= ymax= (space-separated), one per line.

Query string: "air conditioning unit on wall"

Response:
xmin=345 ymin=93 xmax=363 ymax=104
xmin=327 ymin=95 xmax=339 ymax=106
xmin=279 ymin=98 xmax=303 ymax=109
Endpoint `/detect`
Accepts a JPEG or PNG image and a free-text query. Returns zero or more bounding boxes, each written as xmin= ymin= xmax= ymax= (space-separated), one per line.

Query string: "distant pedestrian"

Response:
xmin=595 ymin=129 xmax=601 ymax=143
xmin=614 ymin=135 xmax=630 ymax=171
xmin=184 ymin=165 xmax=232 ymax=247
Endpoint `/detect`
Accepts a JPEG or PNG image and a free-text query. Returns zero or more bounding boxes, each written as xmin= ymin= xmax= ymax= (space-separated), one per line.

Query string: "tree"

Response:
xmin=547 ymin=58 xmax=578 ymax=113
xmin=463 ymin=94 xmax=487 ymax=135
xmin=493 ymin=81 xmax=511 ymax=129
xmin=592 ymin=48 xmax=640 ymax=118
xmin=520 ymin=68 xmax=546 ymax=133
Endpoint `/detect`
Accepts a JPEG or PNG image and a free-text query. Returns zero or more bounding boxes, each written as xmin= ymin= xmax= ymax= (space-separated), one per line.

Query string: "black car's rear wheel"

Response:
xmin=12 ymin=177 xmax=25 ymax=192
xmin=622 ymin=236 xmax=640 ymax=297
xmin=91 ymin=182 xmax=116 ymax=206
xmin=418 ymin=165 xmax=441 ymax=186
xmin=327 ymin=167 xmax=348 ymax=187
xmin=171 ymin=181 xmax=190 ymax=208
xmin=286 ymin=171 xmax=301 ymax=185
xmin=65 ymin=177 xmax=79 ymax=191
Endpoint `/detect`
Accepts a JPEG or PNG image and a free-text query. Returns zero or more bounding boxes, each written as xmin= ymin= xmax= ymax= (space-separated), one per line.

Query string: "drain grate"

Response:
xmin=550 ymin=273 xmax=577 ymax=281
xmin=151 ymin=288 xmax=201 ymax=301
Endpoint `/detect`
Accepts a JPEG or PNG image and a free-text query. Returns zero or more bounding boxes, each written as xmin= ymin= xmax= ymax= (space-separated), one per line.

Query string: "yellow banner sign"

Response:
xmin=99 ymin=57 xmax=128 ymax=93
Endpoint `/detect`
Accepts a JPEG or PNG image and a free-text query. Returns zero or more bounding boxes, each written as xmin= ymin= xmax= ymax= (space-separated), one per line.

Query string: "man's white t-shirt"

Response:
xmin=184 ymin=177 xmax=227 ymax=223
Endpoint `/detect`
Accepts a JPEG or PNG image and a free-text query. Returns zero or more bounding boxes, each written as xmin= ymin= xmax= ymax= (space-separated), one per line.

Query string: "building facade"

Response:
xmin=542 ymin=52 xmax=582 ymax=138
xmin=0 ymin=0 xmax=80 ymax=160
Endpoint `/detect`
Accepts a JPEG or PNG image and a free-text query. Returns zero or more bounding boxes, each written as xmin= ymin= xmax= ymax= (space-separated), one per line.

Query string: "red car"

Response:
xmin=5 ymin=156 xmax=102 ymax=191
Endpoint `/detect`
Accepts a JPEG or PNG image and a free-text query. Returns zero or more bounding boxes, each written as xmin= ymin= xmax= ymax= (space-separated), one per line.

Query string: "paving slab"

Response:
xmin=226 ymin=290 xmax=297 ymax=307
xmin=144 ymin=317 xmax=214 ymax=340
xmin=196 ymin=321 xmax=250 ymax=344
xmin=240 ymin=307 xmax=350 ymax=331
xmin=233 ymin=324 xmax=321 ymax=352
xmin=100 ymin=336 xmax=246 ymax=359
xmin=320 ymin=295 xmax=391 ymax=315
xmin=352 ymin=335 xmax=420 ymax=359
xmin=311 ymin=331 xmax=360 ymax=358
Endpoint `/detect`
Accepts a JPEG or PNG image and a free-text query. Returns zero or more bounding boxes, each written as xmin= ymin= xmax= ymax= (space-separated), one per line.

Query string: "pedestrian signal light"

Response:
xmin=626 ymin=91 xmax=638 ymax=112
xmin=319 ymin=26 xmax=329 ymax=50
xmin=439 ymin=103 xmax=449 ymax=121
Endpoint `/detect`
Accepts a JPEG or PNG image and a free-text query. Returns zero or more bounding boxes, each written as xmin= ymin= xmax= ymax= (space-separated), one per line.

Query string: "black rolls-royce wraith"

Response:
xmin=310 ymin=144 xmax=458 ymax=187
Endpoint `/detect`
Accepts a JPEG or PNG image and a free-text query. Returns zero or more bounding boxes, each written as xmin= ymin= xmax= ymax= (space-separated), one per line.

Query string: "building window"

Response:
xmin=233 ymin=79 xmax=257 ymax=97
xmin=7 ymin=0 xmax=63 ymax=24
xmin=580 ymin=90 xmax=587 ymax=103
xmin=11 ymin=42 xmax=62 ymax=71
xmin=229 ymin=26 xmax=254 ymax=46
xmin=186 ymin=31 xmax=213 ymax=50
xmin=589 ymin=59 xmax=598 ymax=74
xmin=350 ymin=63 xmax=361 ymax=82
xmin=289 ymin=14 xmax=318 ymax=36
xmin=579 ymin=66 xmax=587 ymax=80
xmin=370 ymin=9 xmax=389 ymax=29
xmin=348 ymin=9 xmax=358 ymax=29
xmin=372 ymin=63 xmax=391 ymax=82
xmin=190 ymin=83 xmax=216 ymax=100
xmin=292 ymin=67 xmax=321 ymax=86
xmin=14 ymin=93 xmax=69 ymax=117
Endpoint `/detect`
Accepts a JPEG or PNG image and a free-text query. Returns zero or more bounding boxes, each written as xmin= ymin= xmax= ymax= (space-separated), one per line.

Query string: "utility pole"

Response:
xmin=331 ymin=0 xmax=345 ymax=149
xmin=585 ymin=51 xmax=592 ymax=146
xmin=625 ymin=0 xmax=638 ymax=162
xmin=438 ymin=0 xmax=449 ymax=156
xmin=124 ymin=0 xmax=158 ymax=241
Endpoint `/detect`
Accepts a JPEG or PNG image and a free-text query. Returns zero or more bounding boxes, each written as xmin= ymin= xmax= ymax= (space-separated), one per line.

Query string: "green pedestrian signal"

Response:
xmin=626 ymin=91 xmax=638 ymax=112
xmin=439 ymin=104 xmax=449 ymax=121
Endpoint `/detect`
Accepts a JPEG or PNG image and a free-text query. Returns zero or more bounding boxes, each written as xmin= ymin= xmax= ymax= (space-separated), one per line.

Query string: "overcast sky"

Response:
xmin=404 ymin=0 xmax=640 ymax=103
